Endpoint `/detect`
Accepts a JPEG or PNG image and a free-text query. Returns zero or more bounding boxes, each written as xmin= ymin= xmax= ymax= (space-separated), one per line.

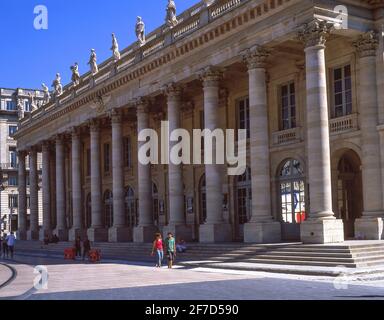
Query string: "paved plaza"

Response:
xmin=0 ymin=254 xmax=383 ymax=300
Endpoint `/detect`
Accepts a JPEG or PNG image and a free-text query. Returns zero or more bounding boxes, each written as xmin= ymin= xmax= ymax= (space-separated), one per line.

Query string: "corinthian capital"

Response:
xmin=109 ymin=108 xmax=122 ymax=124
xmin=135 ymin=97 xmax=150 ymax=114
xmin=298 ymin=19 xmax=334 ymax=48
xmin=242 ymin=45 xmax=270 ymax=69
xmin=199 ymin=66 xmax=223 ymax=87
xmin=354 ymin=31 xmax=378 ymax=58
xmin=162 ymin=82 xmax=183 ymax=99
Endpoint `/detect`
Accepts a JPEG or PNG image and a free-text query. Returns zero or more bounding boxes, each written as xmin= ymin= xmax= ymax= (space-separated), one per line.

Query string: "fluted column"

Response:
xmin=299 ymin=19 xmax=344 ymax=243
xmin=134 ymin=99 xmax=156 ymax=243
xmin=163 ymin=84 xmax=192 ymax=241
xmin=55 ymin=136 xmax=68 ymax=240
xmin=242 ymin=46 xmax=281 ymax=243
xmin=88 ymin=119 xmax=108 ymax=242
xmin=40 ymin=142 xmax=52 ymax=239
xmin=17 ymin=151 xmax=27 ymax=240
xmin=199 ymin=67 xmax=231 ymax=243
xmin=28 ymin=147 xmax=39 ymax=240
xmin=354 ymin=31 xmax=384 ymax=240
xmin=109 ymin=109 xmax=131 ymax=242
xmin=69 ymin=128 xmax=83 ymax=241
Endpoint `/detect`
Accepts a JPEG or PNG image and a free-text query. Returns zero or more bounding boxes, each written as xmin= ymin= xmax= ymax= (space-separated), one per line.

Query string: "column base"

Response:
xmin=163 ymin=224 xmax=193 ymax=242
xmin=244 ymin=221 xmax=281 ymax=244
xmin=301 ymin=219 xmax=344 ymax=244
xmin=69 ymin=228 xmax=85 ymax=242
xmin=199 ymin=223 xmax=232 ymax=243
xmin=39 ymin=229 xmax=52 ymax=241
xmin=133 ymin=225 xmax=159 ymax=243
xmin=108 ymin=227 xmax=133 ymax=242
xmin=355 ymin=218 xmax=384 ymax=240
xmin=27 ymin=230 xmax=40 ymax=241
xmin=87 ymin=227 xmax=108 ymax=242
xmin=17 ymin=230 xmax=27 ymax=241
xmin=54 ymin=229 xmax=69 ymax=241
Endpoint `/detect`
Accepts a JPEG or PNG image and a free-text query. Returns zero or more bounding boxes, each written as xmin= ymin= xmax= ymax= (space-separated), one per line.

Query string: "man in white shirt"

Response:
xmin=6 ymin=232 xmax=15 ymax=259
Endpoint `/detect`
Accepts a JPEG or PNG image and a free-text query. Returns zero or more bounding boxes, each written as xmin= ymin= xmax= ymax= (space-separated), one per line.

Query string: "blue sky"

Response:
xmin=0 ymin=0 xmax=198 ymax=89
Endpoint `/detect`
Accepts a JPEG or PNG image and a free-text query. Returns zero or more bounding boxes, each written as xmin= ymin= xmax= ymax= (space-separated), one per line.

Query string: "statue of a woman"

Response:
xmin=52 ymin=73 xmax=63 ymax=97
xmin=42 ymin=83 xmax=51 ymax=104
xmin=166 ymin=0 xmax=178 ymax=28
xmin=71 ymin=62 xmax=80 ymax=86
xmin=136 ymin=16 xmax=146 ymax=46
xmin=29 ymin=93 xmax=38 ymax=112
xmin=88 ymin=49 xmax=99 ymax=75
xmin=111 ymin=33 xmax=121 ymax=62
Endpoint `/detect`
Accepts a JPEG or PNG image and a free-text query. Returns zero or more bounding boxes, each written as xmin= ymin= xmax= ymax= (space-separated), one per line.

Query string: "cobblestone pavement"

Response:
xmin=0 ymin=254 xmax=383 ymax=300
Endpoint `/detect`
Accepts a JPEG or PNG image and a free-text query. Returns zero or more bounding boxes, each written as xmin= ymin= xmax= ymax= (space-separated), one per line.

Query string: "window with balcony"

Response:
xmin=332 ymin=64 xmax=352 ymax=118
xmin=280 ymin=82 xmax=296 ymax=130
xmin=237 ymin=97 xmax=250 ymax=139
xmin=8 ymin=194 xmax=18 ymax=209
xmin=8 ymin=175 xmax=17 ymax=186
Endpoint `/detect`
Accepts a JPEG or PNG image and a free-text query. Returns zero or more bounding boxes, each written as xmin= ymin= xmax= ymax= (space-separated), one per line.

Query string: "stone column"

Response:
xmin=199 ymin=67 xmax=231 ymax=243
xmin=69 ymin=128 xmax=83 ymax=241
xmin=163 ymin=83 xmax=192 ymax=241
xmin=243 ymin=46 xmax=281 ymax=243
xmin=40 ymin=142 xmax=52 ymax=239
xmin=109 ymin=109 xmax=131 ymax=242
xmin=134 ymin=99 xmax=157 ymax=242
xmin=299 ymin=19 xmax=344 ymax=243
xmin=17 ymin=151 xmax=27 ymax=240
xmin=87 ymin=119 xmax=108 ymax=241
xmin=27 ymin=147 xmax=39 ymax=240
xmin=55 ymin=136 xmax=68 ymax=241
xmin=354 ymin=31 xmax=384 ymax=240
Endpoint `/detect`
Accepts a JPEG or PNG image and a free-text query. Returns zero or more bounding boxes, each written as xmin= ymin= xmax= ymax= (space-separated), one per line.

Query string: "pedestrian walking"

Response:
xmin=151 ymin=233 xmax=164 ymax=268
xmin=6 ymin=232 xmax=16 ymax=259
xmin=74 ymin=236 xmax=82 ymax=258
xmin=165 ymin=232 xmax=176 ymax=269
xmin=2 ymin=234 xmax=9 ymax=259
xmin=82 ymin=237 xmax=91 ymax=261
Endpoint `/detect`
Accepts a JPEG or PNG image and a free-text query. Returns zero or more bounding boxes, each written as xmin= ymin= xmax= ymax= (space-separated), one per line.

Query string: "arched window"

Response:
xmin=279 ymin=159 xmax=306 ymax=224
xmin=199 ymin=175 xmax=207 ymax=224
xmin=236 ymin=167 xmax=252 ymax=225
xmin=125 ymin=186 xmax=137 ymax=227
xmin=153 ymin=183 xmax=159 ymax=226
xmin=85 ymin=193 xmax=92 ymax=228
xmin=104 ymin=190 xmax=113 ymax=228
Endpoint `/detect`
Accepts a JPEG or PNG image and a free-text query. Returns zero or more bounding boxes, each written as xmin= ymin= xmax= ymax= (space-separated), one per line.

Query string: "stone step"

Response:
xmin=244 ymin=258 xmax=358 ymax=268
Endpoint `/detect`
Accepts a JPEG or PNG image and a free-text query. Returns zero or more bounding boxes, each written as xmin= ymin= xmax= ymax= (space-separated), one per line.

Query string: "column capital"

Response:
xmin=353 ymin=31 xmax=379 ymax=58
xmin=88 ymin=118 xmax=100 ymax=133
xmin=162 ymin=82 xmax=183 ymax=99
xmin=298 ymin=19 xmax=334 ymax=49
xmin=54 ymin=134 xmax=65 ymax=145
xmin=199 ymin=66 xmax=223 ymax=87
xmin=70 ymin=126 xmax=82 ymax=138
xmin=242 ymin=45 xmax=270 ymax=69
xmin=109 ymin=108 xmax=122 ymax=124
xmin=135 ymin=97 xmax=150 ymax=114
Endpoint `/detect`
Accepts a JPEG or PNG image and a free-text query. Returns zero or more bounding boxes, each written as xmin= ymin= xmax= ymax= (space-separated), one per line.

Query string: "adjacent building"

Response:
xmin=0 ymin=88 xmax=43 ymax=237
xmin=13 ymin=0 xmax=384 ymax=243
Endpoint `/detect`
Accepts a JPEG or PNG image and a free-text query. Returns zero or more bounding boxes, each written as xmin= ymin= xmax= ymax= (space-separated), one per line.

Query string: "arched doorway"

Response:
xmin=336 ymin=150 xmax=363 ymax=239
xmin=278 ymin=159 xmax=306 ymax=241
xmin=104 ymin=190 xmax=113 ymax=228
xmin=235 ymin=167 xmax=252 ymax=241
xmin=125 ymin=186 xmax=137 ymax=227
xmin=199 ymin=174 xmax=207 ymax=225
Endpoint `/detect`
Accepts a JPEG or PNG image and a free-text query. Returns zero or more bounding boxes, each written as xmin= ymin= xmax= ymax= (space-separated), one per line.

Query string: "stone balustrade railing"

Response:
xmin=272 ymin=127 xmax=302 ymax=146
xmin=330 ymin=113 xmax=359 ymax=135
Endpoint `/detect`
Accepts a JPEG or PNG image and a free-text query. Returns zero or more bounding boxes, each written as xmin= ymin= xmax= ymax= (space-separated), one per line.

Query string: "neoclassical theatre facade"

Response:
xmin=14 ymin=0 xmax=384 ymax=243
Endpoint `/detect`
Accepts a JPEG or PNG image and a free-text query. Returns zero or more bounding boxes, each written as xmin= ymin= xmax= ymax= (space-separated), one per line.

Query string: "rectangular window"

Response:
xmin=237 ymin=97 xmax=250 ymax=139
xmin=9 ymin=148 xmax=17 ymax=168
xmin=86 ymin=149 xmax=91 ymax=176
xmin=6 ymin=101 xmax=16 ymax=111
xmin=8 ymin=195 xmax=18 ymax=209
xmin=8 ymin=175 xmax=17 ymax=186
xmin=280 ymin=82 xmax=296 ymax=130
xmin=123 ymin=137 xmax=132 ymax=168
xmin=333 ymin=65 xmax=352 ymax=118
xmin=24 ymin=101 xmax=31 ymax=112
xmin=104 ymin=143 xmax=110 ymax=173
xmin=9 ymin=126 xmax=17 ymax=136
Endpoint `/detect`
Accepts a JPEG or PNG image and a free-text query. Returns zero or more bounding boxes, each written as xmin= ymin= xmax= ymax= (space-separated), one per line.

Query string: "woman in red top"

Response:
xmin=151 ymin=233 xmax=164 ymax=268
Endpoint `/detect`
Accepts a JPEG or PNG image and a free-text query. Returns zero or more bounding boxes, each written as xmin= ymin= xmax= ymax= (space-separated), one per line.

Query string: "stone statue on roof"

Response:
xmin=42 ymin=83 xmax=51 ymax=104
xmin=52 ymin=73 xmax=63 ymax=98
xmin=29 ymin=92 xmax=38 ymax=112
xmin=166 ymin=0 xmax=178 ymax=28
xmin=17 ymin=98 xmax=24 ymax=120
xmin=111 ymin=33 xmax=121 ymax=62
xmin=88 ymin=49 xmax=99 ymax=75
xmin=71 ymin=62 xmax=81 ymax=86
xmin=136 ymin=16 xmax=146 ymax=46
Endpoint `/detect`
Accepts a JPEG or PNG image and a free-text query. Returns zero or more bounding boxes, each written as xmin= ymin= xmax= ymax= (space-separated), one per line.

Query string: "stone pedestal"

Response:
xmin=301 ymin=219 xmax=344 ymax=244
xmin=133 ymin=226 xmax=158 ymax=243
xmin=199 ymin=223 xmax=232 ymax=243
xmin=69 ymin=228 xmax=85 ymax=241
xmin=87 ymin=228 xmax=108 ymax=242
xmin=27 ymin=230 xmax=40 ymax=241
xmin=109 ymin=227 xmax=133 ymax=242
xmin=244 ymin=222 xmax=281 ymax=244
xmin=355 ymin=217 xmax=384 ymax=240
xmin=163 ymin=225 xmax=193 ymax=242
